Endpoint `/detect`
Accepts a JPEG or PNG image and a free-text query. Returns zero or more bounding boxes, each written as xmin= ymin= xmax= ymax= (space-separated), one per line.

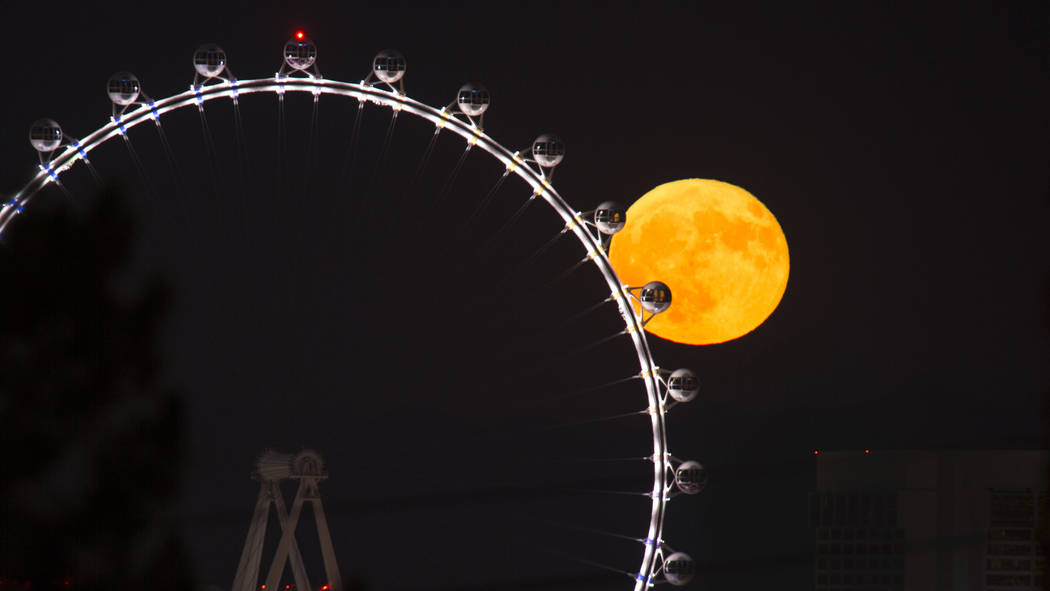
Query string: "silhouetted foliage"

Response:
xmin=0 ymin=186 xmax=193 ymax=590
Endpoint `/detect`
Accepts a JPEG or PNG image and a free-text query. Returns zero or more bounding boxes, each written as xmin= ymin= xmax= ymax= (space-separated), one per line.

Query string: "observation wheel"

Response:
xmin=4 ymin=35 xmax=708 ymax=590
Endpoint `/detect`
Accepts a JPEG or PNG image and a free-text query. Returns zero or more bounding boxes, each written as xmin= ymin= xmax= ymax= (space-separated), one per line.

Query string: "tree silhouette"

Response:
xmin=0 ymin=186 xmax=193 ymax=590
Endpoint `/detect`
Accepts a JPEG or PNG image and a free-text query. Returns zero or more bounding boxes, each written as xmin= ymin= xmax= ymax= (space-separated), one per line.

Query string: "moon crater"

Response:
xmin=609 ymin=179 xmax=789 ymax=345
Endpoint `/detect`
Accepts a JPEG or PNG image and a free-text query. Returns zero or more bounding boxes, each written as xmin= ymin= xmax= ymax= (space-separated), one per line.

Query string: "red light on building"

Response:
xmin=813 ymin=450 xmax=819 ymax=455
xmin=865 ymin=449 xmax=870 ymax=454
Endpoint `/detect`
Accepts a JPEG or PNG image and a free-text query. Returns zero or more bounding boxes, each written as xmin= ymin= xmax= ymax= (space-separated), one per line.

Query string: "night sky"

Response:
xmin=1 ymin=2 xmax=1047 ymax=590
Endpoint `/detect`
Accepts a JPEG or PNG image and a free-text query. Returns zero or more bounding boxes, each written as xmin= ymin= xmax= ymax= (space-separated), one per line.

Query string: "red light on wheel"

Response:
xmin=295 ymin=31 xmax=305 ymax=40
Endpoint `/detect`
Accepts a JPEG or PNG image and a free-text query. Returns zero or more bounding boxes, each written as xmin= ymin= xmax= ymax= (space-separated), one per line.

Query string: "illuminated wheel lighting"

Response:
xmin=2 ymin=38 xmax=709 ymax=590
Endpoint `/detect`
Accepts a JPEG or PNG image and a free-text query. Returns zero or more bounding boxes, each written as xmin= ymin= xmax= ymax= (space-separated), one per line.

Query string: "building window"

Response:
xmin=991 ymin=491 xmax=1036 ymax=527
xmin=989 ymin=528 xmax=1033 ymax=542
xmin=813 ymin=490 xmax=905 ymax=591
xmin=987 ymin=573 xmax=1031 ymax=586
xmin=986 ymin=489 xmax=1044 ymax=590
xmin=989 ymin=543 xmax=1033 ymax=556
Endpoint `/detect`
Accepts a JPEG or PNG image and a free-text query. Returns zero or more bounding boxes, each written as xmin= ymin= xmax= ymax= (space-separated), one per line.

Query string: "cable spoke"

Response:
xmin=535 ymin=545 xmax=641 ymax=579
xmin=120 ymin=135 xmax=165 ymax=256
xmin=525 ymin=254 xmax=590 ymax=298
xmin=50 ymin=179 xmax=73 ymax=199
xmin=302 ymin=96 xmax=320 ymax=197
xmin=431 ymin=143 xmax=471 ymax=207
xmin=536 ymin=518 xmax=645 ymax=544
xmin=197 ymin=107 xmax=223 ymax=200
xmin=543 ymin=408 xmax=648 ymax=432
xmin=495 ymin=226 xmax=568 ymax=287
xmin=232 ymin=101 xmax=251 ymax=177
xmin=386 ymin=128 xmax=440 ymax=235
xmin=557 ymin=455 xmax=653 ymax=464
xmin=525 ymin=328 xmax=628 ymax=378
xmin=538 ymin=296 xmax=614 ymax=337
xmin=231 ymin=102 xmax=250 ymax=238
xmin=336 ymin=100 xmax=365 ymax=246
xmin=542 ymin=374 xmax=641 ymax=405
xmin=412 ymin=129 xmax=440 ymax=185
xmin=153 ymin=122 xmax=195 ymax=237
xmin=475 ymin=193 xmax=535 ymax=256
xmin=337 ymin=101 xmax=365 ymax=192
xmin=275 ymin=94 xmax=285 ymax=205
xmin=82 ymin=159 xmax=102 ymax=185
xmin=462 ymin=169 xmax=509 ymax=229
xmin=356 ymin=110 xmax=398 ymax=234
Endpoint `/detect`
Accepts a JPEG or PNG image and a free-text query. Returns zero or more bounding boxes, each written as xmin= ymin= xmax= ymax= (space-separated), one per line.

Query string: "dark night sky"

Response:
xmin=1 ymin=2 xmax=1047 ymax=589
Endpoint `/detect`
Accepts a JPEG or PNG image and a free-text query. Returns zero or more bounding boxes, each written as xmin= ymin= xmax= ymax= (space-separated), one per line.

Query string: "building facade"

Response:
xmin=810 ymin=450 xmax=1048 ymax=591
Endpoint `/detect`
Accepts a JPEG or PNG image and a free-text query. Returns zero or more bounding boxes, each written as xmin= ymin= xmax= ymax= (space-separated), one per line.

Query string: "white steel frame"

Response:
xmin=2 ymin=69 xmax=690 ymax=589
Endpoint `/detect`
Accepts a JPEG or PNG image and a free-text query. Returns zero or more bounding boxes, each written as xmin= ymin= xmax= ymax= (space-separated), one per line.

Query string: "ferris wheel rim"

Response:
xmin=2 ymin=74 xmax=674 ymax=589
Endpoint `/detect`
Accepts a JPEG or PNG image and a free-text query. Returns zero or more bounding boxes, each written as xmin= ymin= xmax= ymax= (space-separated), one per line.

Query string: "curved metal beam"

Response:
xmin=1 ymin=76 xmax=669 ymax=589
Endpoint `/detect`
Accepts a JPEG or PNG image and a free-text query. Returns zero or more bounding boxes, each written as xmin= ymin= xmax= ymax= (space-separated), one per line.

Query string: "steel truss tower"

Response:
xmin=232 ymin=450 xmax=342 ymax=591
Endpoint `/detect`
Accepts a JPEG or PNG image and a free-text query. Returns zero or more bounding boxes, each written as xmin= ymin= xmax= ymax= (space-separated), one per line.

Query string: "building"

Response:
xmin=809 ymin=450 xmax=1048 ymax=591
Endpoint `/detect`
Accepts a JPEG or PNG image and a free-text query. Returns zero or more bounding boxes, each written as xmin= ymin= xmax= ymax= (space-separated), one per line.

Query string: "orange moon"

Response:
xmin=608 ymin=179 xmax=789 ymax=345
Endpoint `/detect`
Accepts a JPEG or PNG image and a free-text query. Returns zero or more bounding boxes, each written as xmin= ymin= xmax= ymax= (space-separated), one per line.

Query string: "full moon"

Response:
xmin=609 ymin=179 xmax=789 ymax=345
